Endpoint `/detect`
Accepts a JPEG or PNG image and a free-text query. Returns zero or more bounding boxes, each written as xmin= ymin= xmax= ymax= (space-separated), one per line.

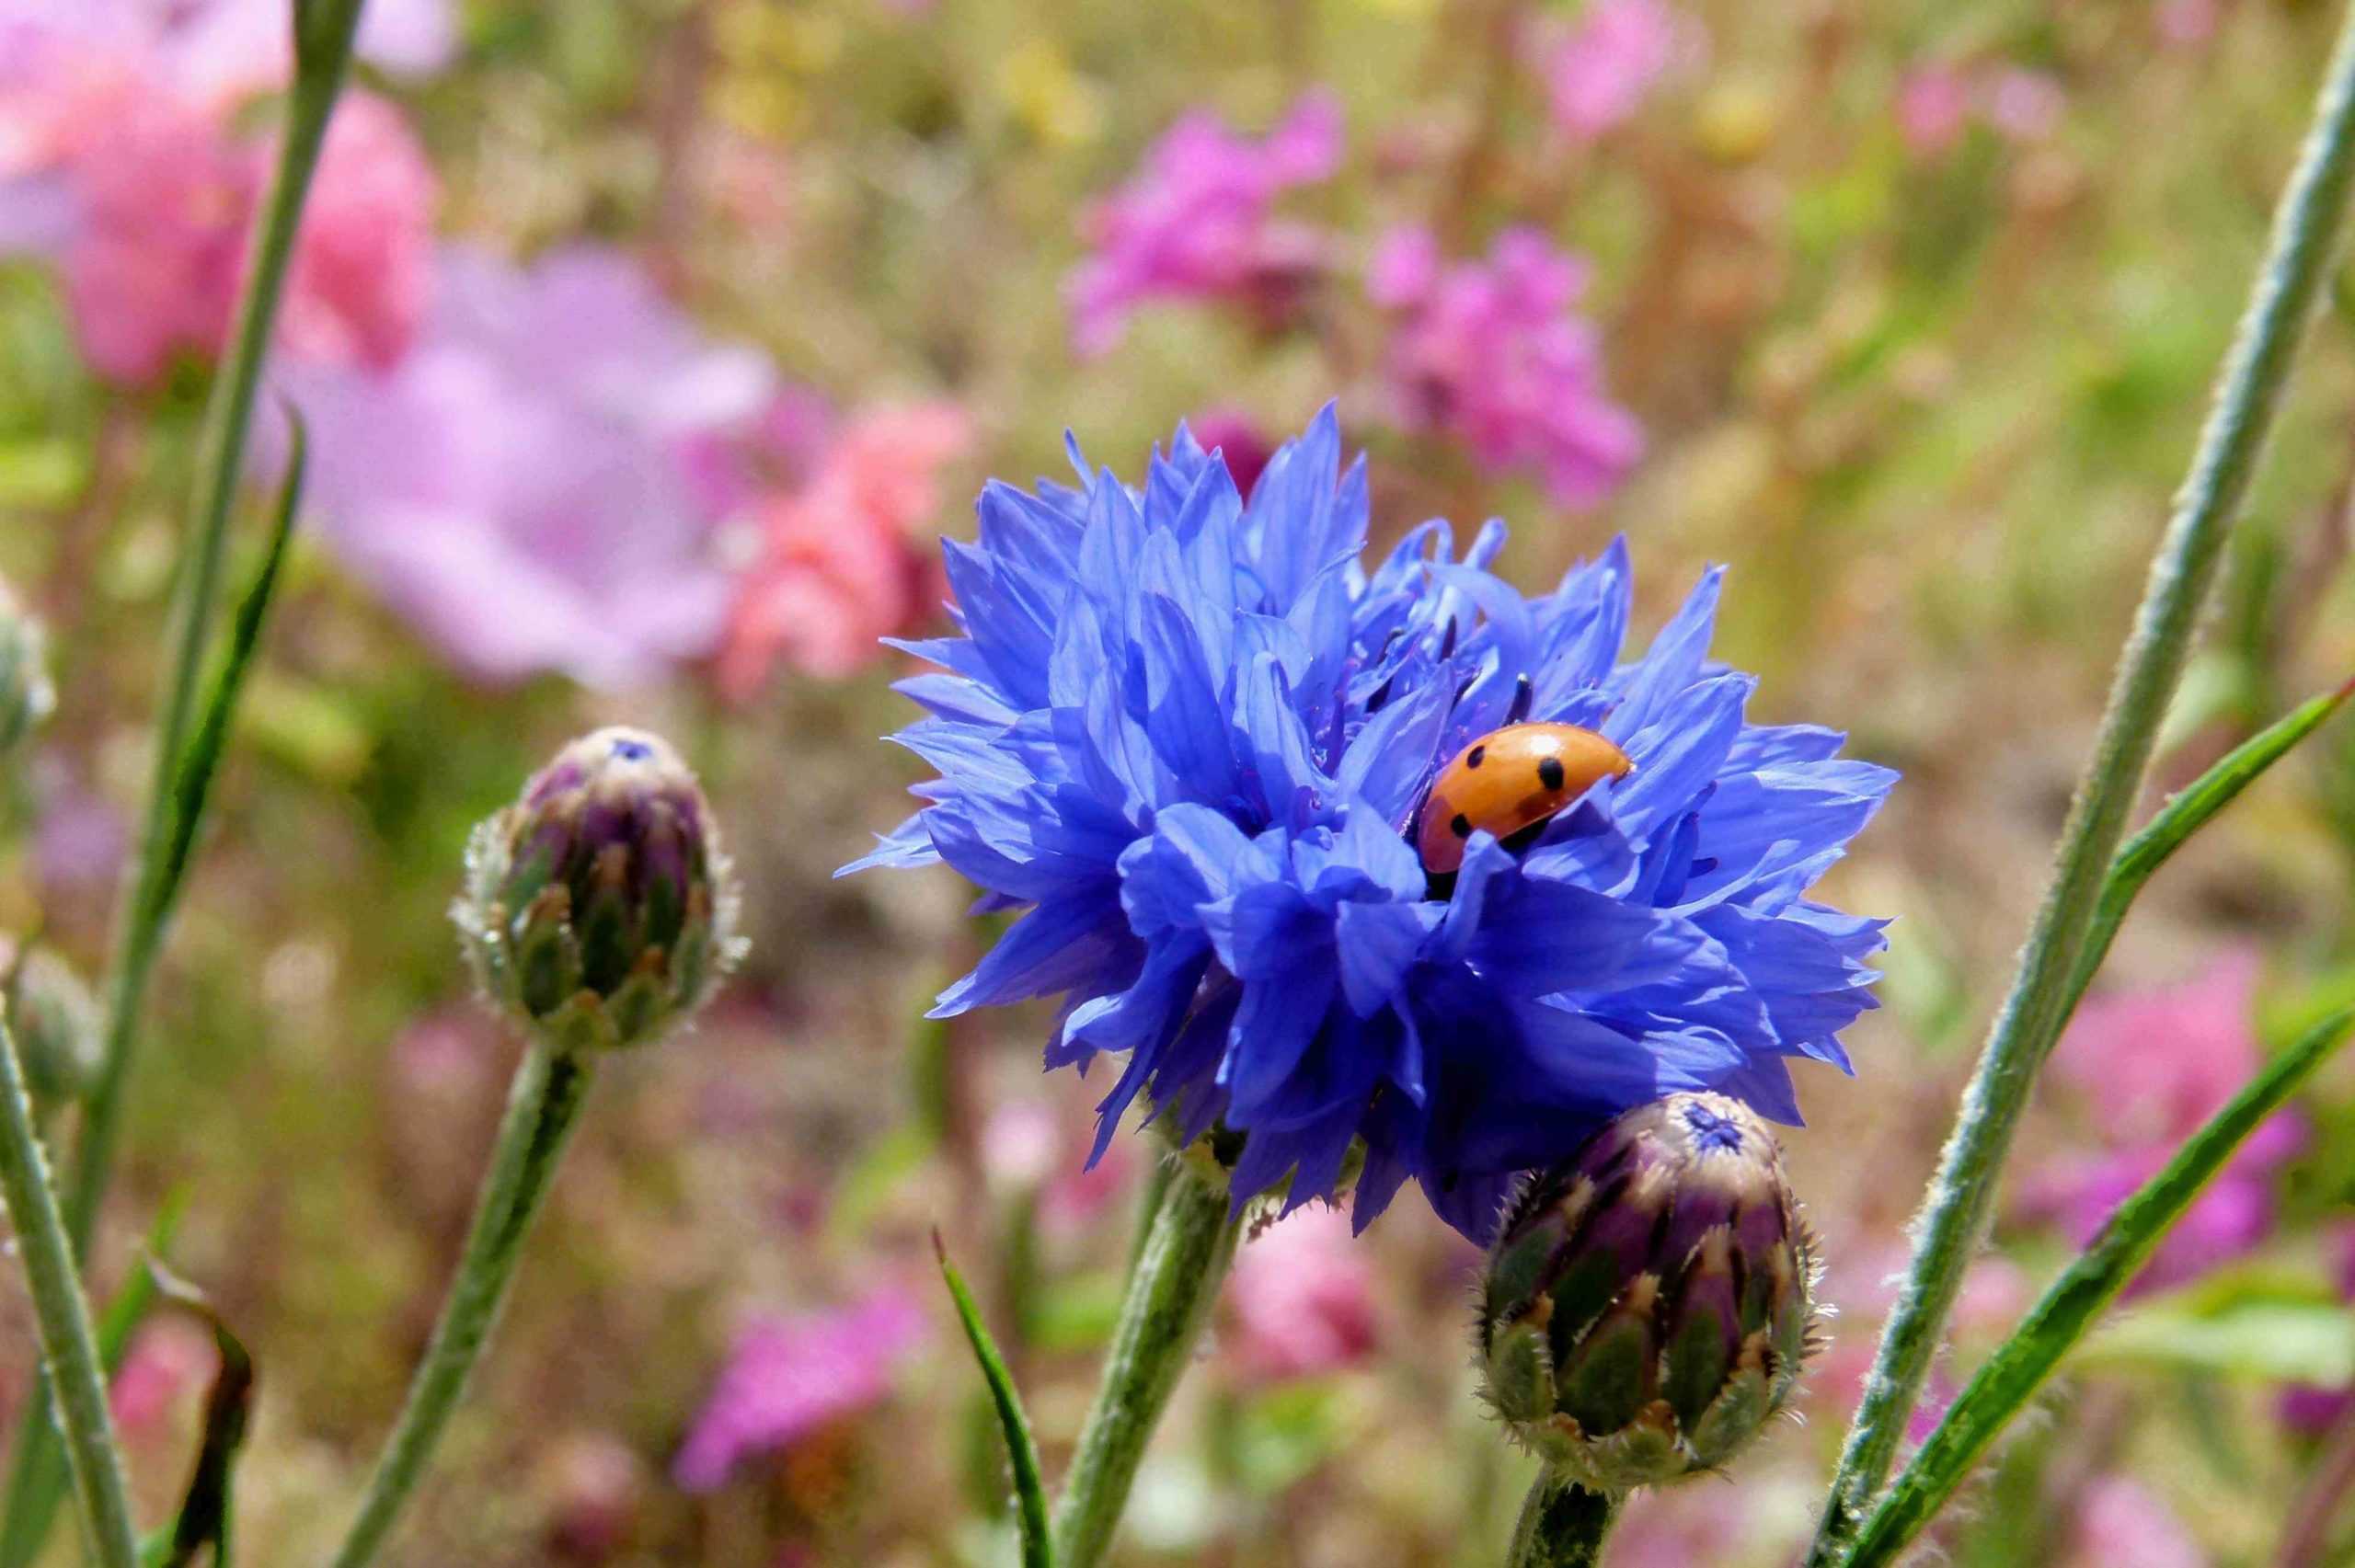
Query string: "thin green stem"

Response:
xmin=1505 ymin=1479 xmax=1620 ymax=1568
xmin=64 ymin=0 xmax=364 ymax=1256
xmin=0 ymin=1018 xmax=136 ymax=1568
xmin=328 ymin=1044 xmax=595 ymax=1568
xmin=1050 ymin=1152 xmax=1238 ymax=1568
xmin=1809 ymin=10 xmax=2355 ymax=1561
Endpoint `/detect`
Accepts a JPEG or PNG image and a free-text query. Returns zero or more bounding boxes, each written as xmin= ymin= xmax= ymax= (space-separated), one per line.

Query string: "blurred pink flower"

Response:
xmin=284 ymin=244 xmax=776 ymax=687
xmin=1541 ymin=0 xmax=1683 ymax=140
xmin=54 ymin=86 xmax=254 ymax=384
xmin=0 ymin=2 xmax=448 ymax=386
xmin=537 ymin=1431 xmax=646 ymax=1559
xmin=2018 ymin=955 xmax=2302 ymax=1296
xmin=1984 ymin=68 xmax=2065 ymax=144
xmin=274 ymin=93 xmax=438 ymax=371
xmin=718 ymin=403 xmax=971 ymax=692
xmin=1224 ymin=1205 xmax=1379 ymax=1382
xmin=1371 ymin=224 xmax=1642 ymax=508
xmin=673 ymin=1289 xmax=927 ymax=1492
xmin=2158 ymin=0 xmax=2220 ymax=47
xmin=2067 ymin=1476 xmax=2206 ymax=1568
xmin=981 ymin=1098 xmax=1138 ymax=1238
xmin=109 ymin=1318 xmax=214 ymax=1437
xmin=1895 ymin=64 xmax=1972 ymax=159
xmin=1066 ymin=91 xmax=1343 ymax=356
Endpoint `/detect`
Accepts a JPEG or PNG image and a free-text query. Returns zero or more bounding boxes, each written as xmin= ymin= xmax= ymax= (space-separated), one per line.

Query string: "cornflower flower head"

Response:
xmin=852 ymin=408 xmax=1893 ymax=1241
xmin=1066 ymin=90 xmax=1343 ymax=356
xmin=1368 ymin=226 xmax=1644 ymax=510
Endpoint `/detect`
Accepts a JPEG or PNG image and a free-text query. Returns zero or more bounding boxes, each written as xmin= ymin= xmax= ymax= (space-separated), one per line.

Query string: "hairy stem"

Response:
xmin=0 ymin=16 xmax=366 ymax=1563
xmin=1809 ymin=8 xmax=2355 ymax=1560
xmin=1050 ymin=1153 xmax=1238 ymax=1568
xmin=1506 ymin=1479 xmax=1620 ymax=1568
xmin=328 ymin=1044 xmax=595 ymax=1568
xmin=0 ymin=1018 xmax=136 ymax=1568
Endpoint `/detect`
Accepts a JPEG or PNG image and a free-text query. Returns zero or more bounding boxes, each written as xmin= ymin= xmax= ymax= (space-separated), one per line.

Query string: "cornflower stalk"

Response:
xmin=1809 ymin=5 xmax=2355 ymax=1557
xmin=0 ymin=4 xmax=368 ymax=1562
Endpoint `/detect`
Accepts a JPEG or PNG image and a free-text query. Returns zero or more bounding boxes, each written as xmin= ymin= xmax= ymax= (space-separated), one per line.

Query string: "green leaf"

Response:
xmin=1841 ymin=1009 xmax=2355 ymax=1568
xmin=2077 ymin=1299 xmax=2355 ymax=1386
xmin=156 ymin=409 xmax=306 ymax=901
xmin=934 ymin=1230 xmax=1051 ymax=1568
xmin=2065 ymin=680 xmax=2355 ymax=1019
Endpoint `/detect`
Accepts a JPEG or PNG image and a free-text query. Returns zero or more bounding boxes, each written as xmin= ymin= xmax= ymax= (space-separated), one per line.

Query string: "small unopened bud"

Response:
xmin=1476 ymin=1093 xmax=1820 ymax=1494
xmin=455 ymin=728 xmax=742 ymax=1053
xmin=0 ymin=576 xmax=55 ymax=760
xmin=1 ymin=941 xmax=102 ymax=1111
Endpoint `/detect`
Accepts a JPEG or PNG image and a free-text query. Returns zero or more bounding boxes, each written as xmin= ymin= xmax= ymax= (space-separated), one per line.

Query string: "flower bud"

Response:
xmin=0 ymin=576 xmax=55 ymax=761
xmin=455 ymin=727 xmax=742 ymax=1053
xmin=1476 ymin=1093 xmax=1820 ymax=1493
xmin=1 ymin=941 xmax=102 ymax=1111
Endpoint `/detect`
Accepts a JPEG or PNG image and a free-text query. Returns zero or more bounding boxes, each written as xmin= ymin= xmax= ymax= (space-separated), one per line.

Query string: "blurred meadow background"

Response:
xmin=6 ymin=0 xmax=2355 ymax=1562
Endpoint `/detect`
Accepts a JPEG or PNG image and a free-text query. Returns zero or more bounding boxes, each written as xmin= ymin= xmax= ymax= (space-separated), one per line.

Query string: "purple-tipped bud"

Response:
xmin=455 ymin=728 xmax=744 ymax=1053
xmin=1476 ymin=1093 xmax=1820 ymax=1493
xmin=0 ymin=941 xmax=100 ymax=1111
xmin=0 ymin=576 xmax=54 ymax=761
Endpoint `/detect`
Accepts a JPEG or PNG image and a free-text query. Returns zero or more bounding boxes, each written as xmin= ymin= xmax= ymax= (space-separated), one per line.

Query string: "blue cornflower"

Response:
xmin=848 ymin=407 xmax=1893 ymax=1241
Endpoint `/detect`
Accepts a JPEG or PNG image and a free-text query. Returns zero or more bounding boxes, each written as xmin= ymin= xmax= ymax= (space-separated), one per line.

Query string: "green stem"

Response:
xmin=63 ymin=0 xmax=364 ymax=1257
xmin=1050 ymin=1152 xmax=1239 ymax=1568
xmin=0 ymin=1018 xmax=136 ymax=1568
xmin=327 ymin=1044 xmax=595 ymax=1568
xmin=0 ymin=16 xmax=365 ymax=1563
xmin=1505 ymin=1479 xmax=1620 ymax=1568
xmin=1808 ymin=9 xmax=2355 ymax=1561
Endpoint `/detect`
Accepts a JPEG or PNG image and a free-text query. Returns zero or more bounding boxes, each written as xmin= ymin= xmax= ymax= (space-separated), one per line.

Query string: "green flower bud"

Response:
xmin=1 ymin=941 xmax=102 ymax=1112
xmin=455 ymin=728 xmax=743 ymax=1053
xmin=0 ymin=576 xmax=55 ymax=761
xmin=1476 ymin=1093 xmax=1821 ymax=1494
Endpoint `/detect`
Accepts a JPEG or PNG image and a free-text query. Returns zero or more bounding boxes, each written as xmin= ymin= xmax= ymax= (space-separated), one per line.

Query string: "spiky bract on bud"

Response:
xmin=456 ymin=727 xmax=742 ymax=1053
xmin=0 ymin=942 xmax=101 ymax=1112
xmin=1476 ymin=1092 xmax=1819 ymax=1494
xmin=0 ymin=576 xmax=55 ymax=761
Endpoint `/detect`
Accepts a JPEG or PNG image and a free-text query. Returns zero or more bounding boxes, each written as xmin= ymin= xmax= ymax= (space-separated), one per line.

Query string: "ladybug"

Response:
xmin=1414 ymin=722 xmax=1634 ymax=876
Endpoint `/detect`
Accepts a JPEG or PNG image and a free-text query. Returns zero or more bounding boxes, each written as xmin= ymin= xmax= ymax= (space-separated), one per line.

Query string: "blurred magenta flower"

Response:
xmin=718 ymin=403 xmax=971 ymax=693
xmin=2158 ymin=0 xmax=2220 ymax=48
xmin=1369 ymin=224 xmax=1642 ymax=508
xmin=673 ymin=1289 xmax=927 ymax=1492
xmin=2017 ymin=955 xmax=2302 ymax=1296
xmin=1894 ymin=60 xmax=2066 ymax=161
xmin=285 ymin=245 xmax=776 ymax=687
xmin=1224 ymin=1205 xmax=1379 ymax=1382
xmin=1182 ymin=409 xmax=1275 ymax=498
xmin=1540 ymin=0 xmax=1683 ymax=141
xmin=2066 ymin=1476 xmax=2205 ymax=1568
xmin=1065 ymin=90 xmax=1342 ymax=356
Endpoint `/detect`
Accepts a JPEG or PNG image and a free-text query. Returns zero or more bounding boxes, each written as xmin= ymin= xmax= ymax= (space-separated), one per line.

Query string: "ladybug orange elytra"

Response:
xmin=1414 ymin=722 xmax=1634 ymax=876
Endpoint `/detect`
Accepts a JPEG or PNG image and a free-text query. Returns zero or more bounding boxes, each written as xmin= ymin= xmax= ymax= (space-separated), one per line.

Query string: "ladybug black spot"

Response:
xmin=1536 ymin=756 xmax=1566 ymax=792
xmin=1450 ymin=813 xmax=1473 ymax=839
xmin=1466 ymin=745 xmax=1486 ymax=769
